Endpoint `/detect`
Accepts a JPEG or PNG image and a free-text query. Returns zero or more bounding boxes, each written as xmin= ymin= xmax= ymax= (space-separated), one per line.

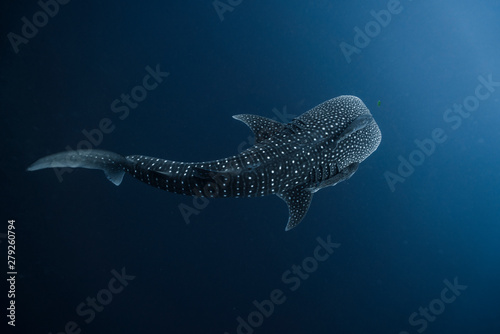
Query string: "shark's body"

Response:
xmin=27 ymin=95 xmax=381 ymax=230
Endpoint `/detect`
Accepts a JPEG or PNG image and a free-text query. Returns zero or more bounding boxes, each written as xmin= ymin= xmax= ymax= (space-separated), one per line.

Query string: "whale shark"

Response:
xmin=27 ymin=95 xmax=381 ymax=230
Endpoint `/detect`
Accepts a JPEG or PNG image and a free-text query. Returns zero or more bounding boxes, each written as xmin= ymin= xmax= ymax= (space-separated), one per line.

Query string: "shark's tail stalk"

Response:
xmin=26 ymin=149 xmax=130 ymax=186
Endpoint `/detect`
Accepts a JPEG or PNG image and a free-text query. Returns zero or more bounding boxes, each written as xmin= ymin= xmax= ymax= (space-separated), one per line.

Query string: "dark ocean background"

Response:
xmin=1 ymin=1 xmax=500 ymax=333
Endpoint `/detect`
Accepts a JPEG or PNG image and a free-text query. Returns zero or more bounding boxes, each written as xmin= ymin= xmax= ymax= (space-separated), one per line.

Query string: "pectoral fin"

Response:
xmin=277 ymin=187 xmax=313 ymax=231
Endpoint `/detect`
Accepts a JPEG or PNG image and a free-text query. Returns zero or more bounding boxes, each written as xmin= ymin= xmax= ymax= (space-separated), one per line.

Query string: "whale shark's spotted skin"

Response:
xmin=27 ymin=95 xmax=381 ymax=230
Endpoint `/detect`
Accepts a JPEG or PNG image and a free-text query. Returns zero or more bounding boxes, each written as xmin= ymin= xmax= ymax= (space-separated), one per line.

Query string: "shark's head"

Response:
xmin=329 ymin=96 xmax=381 ymax=170
xmin=298 ymin=95 xmax=382 ymax=170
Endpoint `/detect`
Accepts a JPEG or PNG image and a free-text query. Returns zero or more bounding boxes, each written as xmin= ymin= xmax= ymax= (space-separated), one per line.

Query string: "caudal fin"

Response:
xmin=27 ymin=149 xmax=130 ymax=186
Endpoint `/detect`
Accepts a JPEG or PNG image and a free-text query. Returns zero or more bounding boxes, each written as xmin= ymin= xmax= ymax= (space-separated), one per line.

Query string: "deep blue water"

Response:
xmin=2 ymin=1 xmax=500 ymax=333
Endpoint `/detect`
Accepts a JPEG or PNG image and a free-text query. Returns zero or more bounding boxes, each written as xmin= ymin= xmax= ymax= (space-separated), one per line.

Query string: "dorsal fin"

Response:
xmin=232 ymin=114 xmax=285 ymax=143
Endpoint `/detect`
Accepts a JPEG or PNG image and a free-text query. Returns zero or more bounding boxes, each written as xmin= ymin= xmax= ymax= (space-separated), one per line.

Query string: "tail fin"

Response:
xmin=27 ymin=149 xmax=130 ymax=186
